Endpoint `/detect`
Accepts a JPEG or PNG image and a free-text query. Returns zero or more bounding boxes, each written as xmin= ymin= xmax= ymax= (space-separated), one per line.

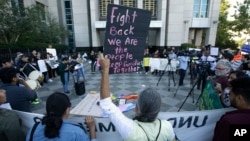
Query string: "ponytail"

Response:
xmin=42 ymin=114 xmax=63 ymax=138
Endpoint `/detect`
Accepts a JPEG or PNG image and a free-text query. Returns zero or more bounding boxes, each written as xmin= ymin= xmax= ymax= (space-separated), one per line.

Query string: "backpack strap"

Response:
xmin=70 ymin=122 xmax=87 ymax=134
xmin=137 ymin=119 xmax=162 ymax=141
xmin=29 ymin=117 xmax=42 ymax=141
xmin=137 ymin=123 xmax=150 ymax=141
xmin=155 ymin=119 xmax=161 ymax=141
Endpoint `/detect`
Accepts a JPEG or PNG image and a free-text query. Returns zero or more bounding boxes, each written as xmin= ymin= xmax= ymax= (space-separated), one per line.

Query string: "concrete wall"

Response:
xmin=166 ymin=0 xmax=185 ymax=46
xmin=42 ymin=0 xmax=221 ymax=48
xmin=72 ymin=0 xmax=90 ymax=47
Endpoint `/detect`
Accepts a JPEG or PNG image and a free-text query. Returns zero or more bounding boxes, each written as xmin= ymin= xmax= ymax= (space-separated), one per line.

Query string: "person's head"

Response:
xmin=222 ymin=52 xmax=234 ymax=62
xmin=1 ymin=57 xmax=13 ymax=68
xmin=154 ymin=49 xmax=159 ymax=54
xmin=20 ymin=54 xmax=29 ymax=62
xmin=91 ymin=50 xmax=94 ymax=55
xmin=0 ymin=89 xmax=6 ymax=104
xmin=48 ymin=44 xmax=53 ymax=48
xmin=163 ymin=48 xmax=167 ymax=53
xmin=62 ymin=57 xmax=68 ymax=64
xmin=215 ymin=60 xmax=232 ymax=77
xmin=77 ymin=52 xmax=81 ymax=58
xmin=134 ymin=88 xmax=161 ymax=122
xmin=42 ymin=92 xmax=71 ymax=138
xmin=229 ymin=77 xmax=250 ymax=109
xmin=242 ymin=54 xmax=250 ymax=62
xmin=0 ymin=67 xmax=18 ymax=84
xmin=36 ymin=52 xmax=41 ymax=59
xmin=32 ymin=50 xmax=37 ymax=56
xmin=228 ymin=70 xmax=248 ymax=82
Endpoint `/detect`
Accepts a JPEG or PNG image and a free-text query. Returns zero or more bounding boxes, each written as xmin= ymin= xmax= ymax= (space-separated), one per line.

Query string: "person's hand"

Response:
xmin=0 ymin=89 xmax=6 ymax=104
xmin=215 ymin=83 xmax=222 ymax=95
xmin=207 ymin=75 xmax=213 ymax=80
xmin=85 ymin=116 xmax=95 ymax=129
xmin=99 ymin=53 xmax=110 ymax=72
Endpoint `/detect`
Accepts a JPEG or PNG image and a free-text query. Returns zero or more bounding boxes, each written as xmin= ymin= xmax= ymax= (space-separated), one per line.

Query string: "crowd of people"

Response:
xmin=0 ymin=45 xmax=250 ymax=141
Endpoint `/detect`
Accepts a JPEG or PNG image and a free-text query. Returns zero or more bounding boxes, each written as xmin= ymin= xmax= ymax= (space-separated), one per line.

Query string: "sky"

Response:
xmin=227 ymin=0 xmax=244 ymax=21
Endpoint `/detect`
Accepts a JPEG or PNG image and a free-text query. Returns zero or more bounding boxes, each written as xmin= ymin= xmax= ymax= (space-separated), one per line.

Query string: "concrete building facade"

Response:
xmin=18 ymin=0 xmax=222 ymax=50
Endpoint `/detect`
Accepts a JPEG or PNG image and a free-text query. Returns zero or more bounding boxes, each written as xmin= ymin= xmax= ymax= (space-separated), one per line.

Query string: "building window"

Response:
xmin=64 ymin=0 xmax=75 ymax=48
xmin=36 ymin=2 xmax=46 ymax=20
xmin=11 ymin=0 xmax=25 ymax=16
xmin=143 ymin=0 xmax=157 ymax=19
xmin=120 ymin=0 xmax=136 ymax=7
xmin=193 ymin=0 xmax=209 ymax=18
xmin=99 ymin=0 xmax=114 ymax=20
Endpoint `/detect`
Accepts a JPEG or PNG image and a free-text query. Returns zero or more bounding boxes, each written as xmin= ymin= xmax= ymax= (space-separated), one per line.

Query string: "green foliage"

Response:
xmin=232 ymin=0 xmax=250 ymax=35
xmin=180 ymin=43 xmax=196 ymax=50
xmin=53 ymin=44 xmax=69 ymax=50
xmin=0 ymin=0 xmax=68 ymax=47
xmin=215 ymin=0 xmax=238 ymax=50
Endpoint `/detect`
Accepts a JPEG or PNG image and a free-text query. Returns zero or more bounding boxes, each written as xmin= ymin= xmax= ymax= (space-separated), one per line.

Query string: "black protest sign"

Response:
xmin=103 ymin=4 xmax=151 ymax=74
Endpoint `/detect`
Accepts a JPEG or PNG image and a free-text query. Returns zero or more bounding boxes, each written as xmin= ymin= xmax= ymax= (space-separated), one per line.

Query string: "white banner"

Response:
xmin=149 ymin=58 xmax=179 ymax=71
xmin=14 ymin=108 xmax=234 ymax=141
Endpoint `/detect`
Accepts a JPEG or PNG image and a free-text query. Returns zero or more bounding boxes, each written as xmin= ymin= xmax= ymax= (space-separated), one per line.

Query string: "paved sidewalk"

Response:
xmin=31 ymin=62 xmax=201 ymax=114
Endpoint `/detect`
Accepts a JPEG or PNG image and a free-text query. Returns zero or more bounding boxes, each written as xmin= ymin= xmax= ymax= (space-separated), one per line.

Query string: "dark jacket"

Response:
xmin=58 ymin=63 xmax=70 ymax=84
xmin=0 ymin=109 xmax=25 ymax=141
xmin=0 ymin=84 xmax=37 ymax=112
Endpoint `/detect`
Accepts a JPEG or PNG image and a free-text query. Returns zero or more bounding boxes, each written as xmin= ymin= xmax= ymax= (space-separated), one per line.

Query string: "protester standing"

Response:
xmin=98 ymin=54 xmax=177 ymax=141
xmin=58 ymin=58 xmax=70 ymax=94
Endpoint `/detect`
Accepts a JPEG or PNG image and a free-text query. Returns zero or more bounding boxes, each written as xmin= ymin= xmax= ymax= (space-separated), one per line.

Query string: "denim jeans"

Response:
xmin=63 ymin=72 xmax=69 ymax=92
xmin=77 ymin=67 xmax=85 ymax=81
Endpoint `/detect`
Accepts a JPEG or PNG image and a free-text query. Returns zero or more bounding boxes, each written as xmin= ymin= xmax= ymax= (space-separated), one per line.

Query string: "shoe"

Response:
xmin=48 ymin=79 xmax=53 ymax=82
xmin=65 ymin=91 xmax=70 ymax=94
xmin=31 ymin=99 xmax=40 ymax=105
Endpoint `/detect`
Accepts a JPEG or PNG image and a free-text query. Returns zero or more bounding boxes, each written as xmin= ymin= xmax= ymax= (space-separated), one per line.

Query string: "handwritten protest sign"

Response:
xmin=103 ymin=4 xmax=151 ymax=74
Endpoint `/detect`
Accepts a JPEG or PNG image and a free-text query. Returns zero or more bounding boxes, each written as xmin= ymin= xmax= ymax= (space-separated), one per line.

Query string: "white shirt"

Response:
xmin=168 ymin=53 xmax=177 ymax=60
xmin=99 ymin=98 xmax=176 ymax=141
xmin=178 ymin=56 xmax=189 ymax=70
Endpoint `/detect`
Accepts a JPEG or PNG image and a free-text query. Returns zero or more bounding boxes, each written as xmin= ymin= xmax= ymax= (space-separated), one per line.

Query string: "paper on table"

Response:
xmin=70 ymin=93 xmax=136 ymax=117
xmin=70 ymin=93 xmax=103 ymax=117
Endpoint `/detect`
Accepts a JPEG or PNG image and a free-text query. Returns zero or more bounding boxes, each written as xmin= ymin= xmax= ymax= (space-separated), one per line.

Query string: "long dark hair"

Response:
xmin=133 ymin=88 xmax=161 ymax=122
xmin=42 ymin=92 xmax=71 ymax=138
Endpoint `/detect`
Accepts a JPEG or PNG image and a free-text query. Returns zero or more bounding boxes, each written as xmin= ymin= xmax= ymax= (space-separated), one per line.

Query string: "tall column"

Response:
xmin=114 ymin=0 xmax=119 ymax=5
xmin=138 ymin=0 xmax=143 ymax=9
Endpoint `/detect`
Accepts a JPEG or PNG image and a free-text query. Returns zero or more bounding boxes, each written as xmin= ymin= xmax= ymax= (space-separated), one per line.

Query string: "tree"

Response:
xmin=0 ymin=0 xmax=68 ymax=47
xmin=232 ymin=0 xmax=250 ymax=36
xmin=0 ymin=0 xmax=31 ymax=46
xmin=215 ymin=0 xmax=238 ymax=49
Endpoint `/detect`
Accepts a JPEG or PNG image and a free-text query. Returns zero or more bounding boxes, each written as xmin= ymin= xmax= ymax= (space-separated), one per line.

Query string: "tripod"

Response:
xmin=156 ymin=60 xmax=176 ymax=91
xmin=178 ymin=69 xmax=207 ymax=112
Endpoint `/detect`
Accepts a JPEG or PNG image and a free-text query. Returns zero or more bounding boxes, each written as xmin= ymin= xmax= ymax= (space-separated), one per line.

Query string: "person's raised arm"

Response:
xmin=99 ymin=54 xmax=110 ymax=99
xmin=98 ymin=54 xmax=134 ymax=139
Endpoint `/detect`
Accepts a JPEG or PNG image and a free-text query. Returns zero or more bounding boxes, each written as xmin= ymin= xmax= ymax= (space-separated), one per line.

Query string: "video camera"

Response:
xmin=177 ymin=49 xmax=202 ymax=58
xmin=199 ymin=61 xmax=211 ymax=73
